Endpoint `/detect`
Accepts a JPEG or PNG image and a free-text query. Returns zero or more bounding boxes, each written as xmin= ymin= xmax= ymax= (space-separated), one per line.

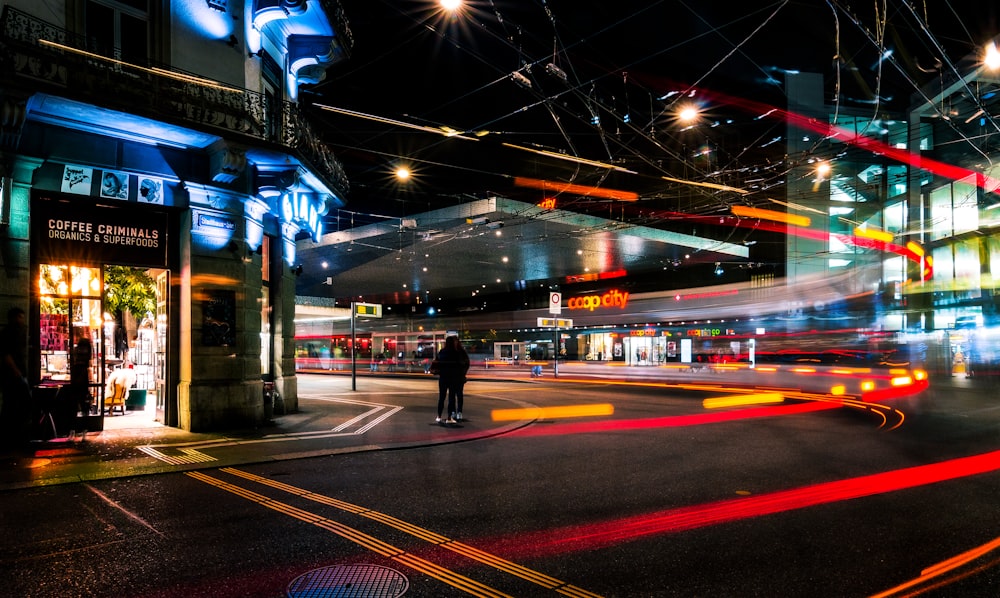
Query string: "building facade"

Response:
xmin=0 ymin=0 xmax=352 ymax=431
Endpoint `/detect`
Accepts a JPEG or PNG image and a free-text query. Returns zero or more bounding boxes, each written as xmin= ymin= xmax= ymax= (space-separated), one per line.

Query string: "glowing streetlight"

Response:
xmin=986 ymin=42 xmax=1000 ymax=70
xmin=678 ymin=105 xmax=700 ymax=123
xmin=440 ymin=0 xmax=462 ymax=10
xmin=395 ymin=167 xmax=411 ymax=181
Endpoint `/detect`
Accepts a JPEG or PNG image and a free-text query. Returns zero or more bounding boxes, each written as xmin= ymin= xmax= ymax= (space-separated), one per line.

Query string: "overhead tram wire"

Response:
xmin=321 ymin=2 xmax=827 ymax=232
xmin=900 ymin=1 xmax=1000 ymax=139
xmin=363 ymin=1 xmax=763 ymax=197
xmin=829 ymin=0 xmax=996 ymax=165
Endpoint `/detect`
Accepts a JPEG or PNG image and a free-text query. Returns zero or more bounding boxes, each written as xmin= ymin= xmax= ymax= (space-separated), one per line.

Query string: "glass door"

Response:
xmin=155 ymin=271 xmax=168 ymax=423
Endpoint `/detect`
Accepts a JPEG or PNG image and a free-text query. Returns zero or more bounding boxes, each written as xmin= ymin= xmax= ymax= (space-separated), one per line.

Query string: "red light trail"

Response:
xmin=486 ymin=449 xmax=1000 ymax=559
xmin=505 ymin=401 xmax=836 ymax=438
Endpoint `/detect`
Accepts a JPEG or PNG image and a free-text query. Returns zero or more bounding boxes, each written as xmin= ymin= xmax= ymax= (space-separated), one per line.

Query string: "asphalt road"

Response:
xmin=2 ymin=374 xmax=1000 ymax=597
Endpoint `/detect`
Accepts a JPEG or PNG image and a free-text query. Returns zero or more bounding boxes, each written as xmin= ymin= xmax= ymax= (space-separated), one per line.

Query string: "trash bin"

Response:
xmin=126 ymin=389 xmax=147 ymax=410
xmin=262 ymin=375 xmax=280 ymax=419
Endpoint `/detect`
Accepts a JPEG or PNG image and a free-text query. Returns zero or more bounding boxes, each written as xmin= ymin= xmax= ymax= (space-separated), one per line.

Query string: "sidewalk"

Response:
xmin=0 ymin=364 xmax=977 ymax=492
xmin=0 ymin=374 xmax=526 ymax=491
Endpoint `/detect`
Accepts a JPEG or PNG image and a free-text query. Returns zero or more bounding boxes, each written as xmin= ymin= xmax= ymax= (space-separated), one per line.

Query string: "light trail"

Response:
xmin=505 ymin=402 xmax=837 ymax=438
xmin=480 ymin=450 xmax=1000 ymax=560
xmin=491 ymin=403 xmax=615 ymax=422
xmin=702 ymin=392 xmax=784 ymax=409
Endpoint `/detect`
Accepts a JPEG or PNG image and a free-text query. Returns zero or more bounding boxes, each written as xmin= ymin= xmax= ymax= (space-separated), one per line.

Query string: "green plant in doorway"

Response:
xmin=104 ymin=266 xmax=156 ymax=318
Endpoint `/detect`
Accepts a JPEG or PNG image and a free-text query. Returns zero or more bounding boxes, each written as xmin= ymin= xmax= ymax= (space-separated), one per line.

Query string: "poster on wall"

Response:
xmin=100 ymin=170 xmax=129 ymax=200
xmin=138 ymin=176 xmax=163 ymax=204
xmin=61 ymin=165 xmax=93 ymax=195
xmin=202 ymin=290 xmax=236 ymax=347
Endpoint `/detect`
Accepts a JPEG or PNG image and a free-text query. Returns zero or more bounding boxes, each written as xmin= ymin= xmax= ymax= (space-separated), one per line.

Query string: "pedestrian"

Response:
xmin=64 ymin=337 xmax=93 ymax=439
xmin=454 ymin=338 xmax=470 ymax=421
xmin=432 ymin=335 xmax=466 ymax=424
xmin=0 ymin=307 xmax=31 ymax=446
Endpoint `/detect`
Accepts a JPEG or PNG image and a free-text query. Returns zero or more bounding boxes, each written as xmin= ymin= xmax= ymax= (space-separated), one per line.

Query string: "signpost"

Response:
xmin=537 ymin=315 xmax=571 ymax=378
xmin=549 ymin=293 xmax=562 ymax=377
xmin=350 ymin=302 xmax=382 ymax=390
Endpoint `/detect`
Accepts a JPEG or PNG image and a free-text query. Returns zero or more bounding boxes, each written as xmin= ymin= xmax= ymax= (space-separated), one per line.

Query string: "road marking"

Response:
xmin=137 ymin=446 xmax=216 ymax=464
xmin=137 ymin=397 xmax=403 ymax=464
xmin=186 ymin=470 xmax=513 ymax=598
xmin=217 ymin=467 xmax=602 ymax=598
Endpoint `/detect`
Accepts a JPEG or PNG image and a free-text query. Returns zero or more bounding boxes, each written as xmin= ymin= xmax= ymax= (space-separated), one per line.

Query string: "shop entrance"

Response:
xmin=36 ymin=264 xmax=168 ymax=431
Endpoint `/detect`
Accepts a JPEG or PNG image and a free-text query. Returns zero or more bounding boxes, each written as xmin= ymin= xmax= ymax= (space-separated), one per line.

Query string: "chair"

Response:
xmin=104 ymin=381 xmax=127 ymax=415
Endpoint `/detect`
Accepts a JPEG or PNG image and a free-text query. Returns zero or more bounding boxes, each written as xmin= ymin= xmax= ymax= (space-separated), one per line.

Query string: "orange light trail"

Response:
xmin=513 ymin=177 xmax=639 ymax=201
xmin=702 ymin=392 xmax=784 ymax=409
xmin=486 ymin=449 xmax=1000 ymax=559
xmin=506 ymin=402 xmax=836 ymax=438
xmin=731 ymin=205 xmax=811 ymax=227
xmin=491 ymin=403 xmax=615 ymax=422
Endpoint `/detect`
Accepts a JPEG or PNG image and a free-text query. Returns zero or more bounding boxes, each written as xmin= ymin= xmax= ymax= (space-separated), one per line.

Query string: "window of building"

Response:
xmin=953 ymin=175 xmax=978 ymax=236
xmin=85 ymin=0 xmax=149 ymax=64
xmin=930 ymin=185 xmax=953 ymax=241
xmin=260 ymin=235 xmax=272 ymax=375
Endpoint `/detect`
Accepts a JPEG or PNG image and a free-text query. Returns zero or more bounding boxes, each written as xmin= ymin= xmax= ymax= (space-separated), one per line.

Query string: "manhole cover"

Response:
xmin=287 ymin=564 xmax=408 ymax=597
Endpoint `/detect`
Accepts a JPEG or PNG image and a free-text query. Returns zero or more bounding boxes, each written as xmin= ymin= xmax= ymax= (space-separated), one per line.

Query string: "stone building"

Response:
xmin=0 ymin=0 xmax=352 ymax=431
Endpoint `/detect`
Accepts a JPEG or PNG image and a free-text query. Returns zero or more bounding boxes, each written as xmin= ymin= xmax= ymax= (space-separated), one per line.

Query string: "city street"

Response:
xmin=2 ymin=373 xmax=1000 ymax=597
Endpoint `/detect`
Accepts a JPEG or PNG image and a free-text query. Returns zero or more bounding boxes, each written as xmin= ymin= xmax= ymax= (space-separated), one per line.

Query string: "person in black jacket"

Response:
xmin=454 ymin=340 xmax=470 ymax=421
xmin=433 ymin=335 xmax=467 ymax=424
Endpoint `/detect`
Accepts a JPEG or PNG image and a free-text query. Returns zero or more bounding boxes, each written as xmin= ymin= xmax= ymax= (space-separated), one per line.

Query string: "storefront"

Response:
xmin=30 ymin=190 xmax=178 ymax=431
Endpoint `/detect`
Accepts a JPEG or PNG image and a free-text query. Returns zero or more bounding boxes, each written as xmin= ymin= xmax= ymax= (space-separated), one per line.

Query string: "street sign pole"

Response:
xmin=549 ymin=292 xmax=562 ymax=378
xmin=554 ymin=326 xmax=559 ymax=378
xmin=350 ymin=301 xmax=357 ymax=391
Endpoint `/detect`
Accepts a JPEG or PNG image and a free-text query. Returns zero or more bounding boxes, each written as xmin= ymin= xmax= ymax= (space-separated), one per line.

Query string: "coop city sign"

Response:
xmin=565 ymin=289 xmax=630 ymax=311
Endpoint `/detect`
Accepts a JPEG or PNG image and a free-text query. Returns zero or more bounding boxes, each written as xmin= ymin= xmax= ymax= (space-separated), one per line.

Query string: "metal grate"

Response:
xmin=287 ymin=564 xmax=408 ymax=598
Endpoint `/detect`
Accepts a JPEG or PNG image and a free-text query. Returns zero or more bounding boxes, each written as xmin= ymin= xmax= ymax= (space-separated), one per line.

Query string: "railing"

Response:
xmin=0 ymin=6 xmax=349 ymax=198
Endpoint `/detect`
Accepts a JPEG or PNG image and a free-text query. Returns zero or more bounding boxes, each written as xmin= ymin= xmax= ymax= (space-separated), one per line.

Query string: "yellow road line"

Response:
xmin=186 ymin=471 xmax=506 ymax=597
xmin=219 ymin=467 xmax=603 ymax=598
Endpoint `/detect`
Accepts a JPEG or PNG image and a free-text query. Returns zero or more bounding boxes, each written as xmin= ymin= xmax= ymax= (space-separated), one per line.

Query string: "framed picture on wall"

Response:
xmin=100 ymin=170 xmax=129 ymax=200
xmin=61 ymin=165 xmax=93 ymax=195
xmin=202 ymin=290 xmax=236 ymax=347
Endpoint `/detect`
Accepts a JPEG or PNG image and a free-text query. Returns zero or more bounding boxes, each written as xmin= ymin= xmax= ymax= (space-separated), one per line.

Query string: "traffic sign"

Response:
xmin=355 ymin=302 xmax=382 ymax=318
xmin=549 ymin=292 xmax=562 ymax=314
xmin=537 ymin=317 xmax=573 ymax=328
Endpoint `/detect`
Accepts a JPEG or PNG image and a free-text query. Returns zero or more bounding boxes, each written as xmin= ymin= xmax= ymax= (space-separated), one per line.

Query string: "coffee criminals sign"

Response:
xmin=32 ymin=197 xmax=168 ymax=267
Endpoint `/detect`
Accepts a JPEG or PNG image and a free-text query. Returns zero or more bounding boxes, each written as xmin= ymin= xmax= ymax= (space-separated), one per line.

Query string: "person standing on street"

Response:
xmin=432 ymin=335 xmax=465 ymax=424
xmin=454 ymin=338 xmax=470 ymax=421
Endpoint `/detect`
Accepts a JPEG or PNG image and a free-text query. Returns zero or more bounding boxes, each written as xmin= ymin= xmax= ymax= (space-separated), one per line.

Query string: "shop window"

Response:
xmin=953 ymin=175 xmax=978 ymax=236
xmin=38 ymin=265 xmax=104 ymax=383
xmin=884 ymin=200 xmax=906 ymax=235
xmin=954 ymin=238 xmax=981 ymax=299
xmin=260 ymin=235 xmax=272 ymax=375
xmin=930 ymin=185 xmax=953 ymax=241
xmin=932 ymin=245 xmax=954 ymax=295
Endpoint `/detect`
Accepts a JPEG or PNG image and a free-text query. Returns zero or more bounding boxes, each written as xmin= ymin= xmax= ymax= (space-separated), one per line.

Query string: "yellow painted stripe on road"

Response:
xmin=219 ymin=467 xmax=603 ymax=598
xmin=188 ymin=471 xmax=504 ymax=593
xmin=393 ymin=553 xmax=512 ymax=598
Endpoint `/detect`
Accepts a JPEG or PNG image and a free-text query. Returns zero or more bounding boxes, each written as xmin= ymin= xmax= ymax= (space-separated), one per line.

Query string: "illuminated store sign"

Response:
xmin=281 ymin=191 xmax=323 ymax=242
xmin=687 ymin=328 xmax=735 ymax=337
xmin=629 ymin=328 xmax=658 ymax=337
xmin=32 ymin=196 xmax=169 ymax=267
xmin=565 ymin=289 xmax=629 ymax=311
